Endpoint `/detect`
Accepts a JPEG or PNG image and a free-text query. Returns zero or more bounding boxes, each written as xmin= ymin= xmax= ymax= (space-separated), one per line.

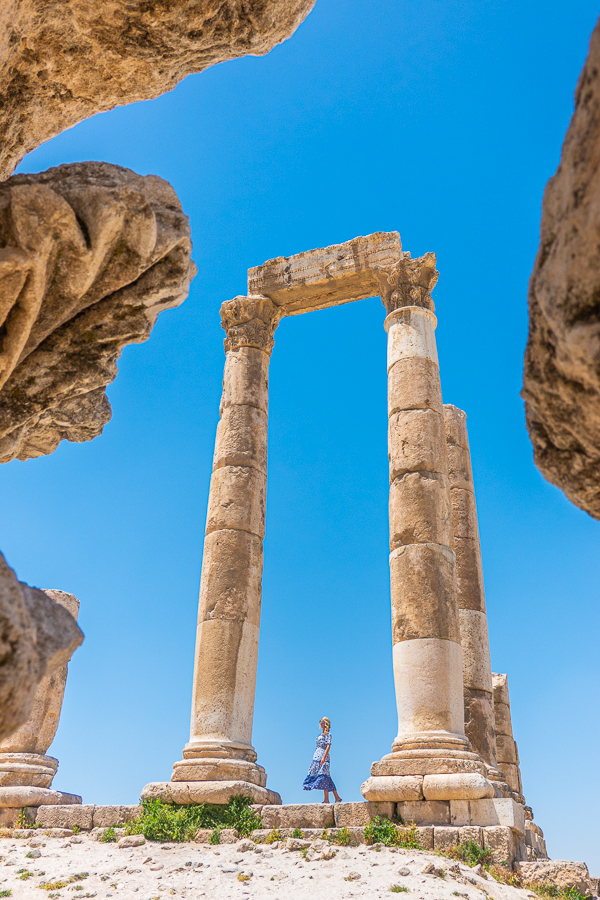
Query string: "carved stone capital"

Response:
xmin=376 ymin=252 xmax=439 ymax=315
xmin=220 ymin=295 xmax=282 ymax=355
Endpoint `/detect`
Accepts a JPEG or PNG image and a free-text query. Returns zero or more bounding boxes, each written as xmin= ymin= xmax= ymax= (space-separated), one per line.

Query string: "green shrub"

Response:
xmin=334 ymin=827 xmax=352 ymax=846
xmin=444 ymin=840 xmax=493 ymax=867
xmin=365 ymin=816 xmax=398 ymax=847
xmin=123 ymin=796 xmax=262 ymax=843
xmin=365 ymin=817 xmax=423 ymax=849
xmin=291 ymin=828 xmax=303 ymax=839
xmin=209 ymin=828 xmax=221 ymax=845
xmin=396 ymin=824 xmax=422 ymax=850
xmin=265 ymin=828 xmax=282 ymax=844
xmin=100 ymin=827 xmax=117 ymax=843
xmin=390 ymin=886 xmax=409 ymax=893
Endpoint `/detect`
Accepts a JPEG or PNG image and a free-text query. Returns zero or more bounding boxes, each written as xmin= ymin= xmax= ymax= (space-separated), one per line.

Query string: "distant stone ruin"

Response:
xmin=140 ymin=232 xmax=546 ymax=862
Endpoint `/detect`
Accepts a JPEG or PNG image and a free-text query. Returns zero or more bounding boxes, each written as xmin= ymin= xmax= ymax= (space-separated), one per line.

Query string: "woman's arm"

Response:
xmin=320 ymin=739 xmax=331 ymax=766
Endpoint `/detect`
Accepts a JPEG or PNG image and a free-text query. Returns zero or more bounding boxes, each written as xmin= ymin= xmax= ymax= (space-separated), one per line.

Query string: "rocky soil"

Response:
xmin=0 ymin=831 xmax=564 ymax=900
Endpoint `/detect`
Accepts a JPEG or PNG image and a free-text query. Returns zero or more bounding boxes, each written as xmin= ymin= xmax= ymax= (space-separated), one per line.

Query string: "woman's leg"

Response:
xmin=333 ymin=790 xmax=342 ymax=802
xmin=323 ymin=791 xmax=330 ymax=803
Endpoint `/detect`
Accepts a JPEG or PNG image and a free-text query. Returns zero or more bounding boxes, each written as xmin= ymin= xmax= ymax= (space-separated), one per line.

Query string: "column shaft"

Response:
xmin=362 ymin=253 xmax=492 ymax=802
xmin=160 ymin=295 xmax=281 ymax=805
xmin=444 ymin=405 xmax=503 ymax=782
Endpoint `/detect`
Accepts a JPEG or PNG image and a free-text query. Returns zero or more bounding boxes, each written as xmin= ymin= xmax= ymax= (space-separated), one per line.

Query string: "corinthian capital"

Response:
xmin=220 ymin=295 xmax=282 ymax=355
xmin=376 ymin=251 xmax=439 ymax=315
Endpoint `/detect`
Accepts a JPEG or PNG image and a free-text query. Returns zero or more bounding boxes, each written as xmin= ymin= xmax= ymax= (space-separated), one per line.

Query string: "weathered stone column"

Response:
xmin=362 ymin=253 xmax=493 ymax=802
xmin=492 ymin=673 xmax=525 ymax=803
xmin=444 ymin=405 xmax=504 ymax=786
xmin=0 ymin=590 xmax=82 ymax=827
xmin=143 ymin=296 xmax=282 ymax=806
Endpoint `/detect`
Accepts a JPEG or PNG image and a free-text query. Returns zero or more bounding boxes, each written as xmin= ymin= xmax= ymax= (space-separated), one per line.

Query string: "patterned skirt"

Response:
xmin=303 ymin=757 xmax=337 ymax=792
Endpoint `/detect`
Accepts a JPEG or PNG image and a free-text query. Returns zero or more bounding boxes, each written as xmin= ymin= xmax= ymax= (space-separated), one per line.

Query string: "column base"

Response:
xmin=0 ymin=754 xmax=58 ymax=788
xmin=141 ymin=780 xmax=281 ymax=806
xmin=0 ymin=786 xmax=81 ymax=808
xmin=361 ymin=772 xmax=494 ymax=802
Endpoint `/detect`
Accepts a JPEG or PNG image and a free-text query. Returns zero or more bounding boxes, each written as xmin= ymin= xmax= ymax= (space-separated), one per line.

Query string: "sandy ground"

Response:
xmin=0 ymin=832 xmax=540 ymax=900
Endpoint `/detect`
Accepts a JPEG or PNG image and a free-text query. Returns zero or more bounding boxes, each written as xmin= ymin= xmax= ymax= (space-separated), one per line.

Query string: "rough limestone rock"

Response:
xmin=0 ymin=161 xmax=195 ymax=462
xmin=515 ymin=861 xmax=593 ymax=896
xmin=0 ymin=554 xmax=83 ymax=742
xmin=0 ymin=591 xmax=79 ymax=760
xmin=523 ymin=17 xmax=600 ymax=518
xmin=0 ymin=0 xmax=316 ymax=180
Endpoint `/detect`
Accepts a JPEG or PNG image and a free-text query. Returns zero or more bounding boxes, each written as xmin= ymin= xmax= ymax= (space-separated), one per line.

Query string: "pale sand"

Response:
xmin=0 ymin=833 xmax=537 ymax=900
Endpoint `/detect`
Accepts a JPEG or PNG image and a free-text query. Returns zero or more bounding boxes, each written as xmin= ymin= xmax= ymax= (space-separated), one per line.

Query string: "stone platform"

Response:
xmin=15 ymin=800 xmax=546 ymax=862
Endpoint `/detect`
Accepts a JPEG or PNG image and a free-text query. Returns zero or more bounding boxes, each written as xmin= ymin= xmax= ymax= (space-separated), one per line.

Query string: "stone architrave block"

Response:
xmin=459 ymin=826 xmax=484 ymax=847
xmin=413 ymin=826 xmax=434 ymax=850
xmin=433 ymin=826 xmax=460 ymax=851
xmin=397 ymin=800 xmax=450 ymax=825
xmin=260 ymin=804 xmax=334 ymax=830
xmin=92 ymin=805 xmax=142 ymax=828
xmin=334 ymin=801 xmax=395 ymax=827
xmin=515 ymin=861 xmax=592 ymax=895
xmin=36 ymin=804 xmax=95 ymax=830
xmin=248 ymin=232 xmax=404 ymax=315
xmin=483 ymin=826 xmax=517 ymax=867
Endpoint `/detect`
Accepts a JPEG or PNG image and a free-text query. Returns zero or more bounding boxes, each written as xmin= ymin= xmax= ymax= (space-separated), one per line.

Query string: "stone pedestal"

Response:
xmin=443 ymin=406 xmax=505 ymax=788
xmin=362 ymin=254 xmax=492 ymax=803
xmin=0 ymin=590 xmax=81 ymax=824
xmin=142 ymin=296 xmax=282 ymax=806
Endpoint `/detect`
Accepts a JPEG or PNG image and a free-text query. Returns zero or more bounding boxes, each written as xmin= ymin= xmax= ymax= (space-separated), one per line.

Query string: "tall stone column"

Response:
xmin=143 ymin=296 xmax=282 ymax=806
xmin=443 ymin=406 xmax=504 ymax=786
xmin=362 ymin=253 xmax=493 ymax=803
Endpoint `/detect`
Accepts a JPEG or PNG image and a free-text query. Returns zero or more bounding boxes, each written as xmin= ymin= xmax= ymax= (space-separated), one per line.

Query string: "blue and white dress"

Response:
xmin=303 ymin=732 xmax=337 ymax=792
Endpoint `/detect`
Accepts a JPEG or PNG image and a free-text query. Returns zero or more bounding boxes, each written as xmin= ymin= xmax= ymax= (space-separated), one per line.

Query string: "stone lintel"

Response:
xmin=247 ymin=232 xmax=404 ymax=315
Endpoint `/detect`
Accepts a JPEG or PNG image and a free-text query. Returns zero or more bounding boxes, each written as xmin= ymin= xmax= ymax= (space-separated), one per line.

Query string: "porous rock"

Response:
xmin=0 ymin=0 xmax=316 ymax=180
xmin=523 ymin=17 xmax=600 ymax=518
xmin=0 ymin=162 xmax=195 ymax=462
xmin=0 ymin=553 xmax=83 ymax=742
xmin=515 ymin=861 xmax=593 ymax=896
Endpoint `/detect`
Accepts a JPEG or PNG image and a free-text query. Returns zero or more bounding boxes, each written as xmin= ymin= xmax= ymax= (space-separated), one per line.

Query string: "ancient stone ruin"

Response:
xmin=0 ymin=591 xmax=82 ymax=826
xmin=133 ymin=232 xmax=546 ymax=861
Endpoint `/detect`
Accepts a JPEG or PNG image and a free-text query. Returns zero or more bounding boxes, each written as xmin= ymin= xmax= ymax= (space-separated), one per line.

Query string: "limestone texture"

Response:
xmin=248 ymin=232 xmax=404 ymax=314
xmin=523 ymin=17 xmax=600 ymax=518
xmin=0 ymin=0 xmax=316 ymax=180
xmin=0 ymin=554 xmax=82 ymax=743
xmin=0 ymin=162 xmax=194 ymax=462
xmin=515 ymin=861 xmax=593 ymax=896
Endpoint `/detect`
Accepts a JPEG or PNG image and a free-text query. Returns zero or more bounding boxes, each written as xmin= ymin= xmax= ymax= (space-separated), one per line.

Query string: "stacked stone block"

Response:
xmin=443 ymin=406 xmax=504 ymax=785
xmin=492 ymin=674 xmax=524 ymax=802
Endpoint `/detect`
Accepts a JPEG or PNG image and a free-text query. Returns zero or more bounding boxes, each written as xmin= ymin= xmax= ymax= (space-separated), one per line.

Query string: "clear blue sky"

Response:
xmin=2 ymin=0 xmax=599 ymax=871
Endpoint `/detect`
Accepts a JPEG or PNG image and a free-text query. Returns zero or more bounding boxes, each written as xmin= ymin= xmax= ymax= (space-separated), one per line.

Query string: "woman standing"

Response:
xmin=302 ymin=716 xmax=342 ymax=803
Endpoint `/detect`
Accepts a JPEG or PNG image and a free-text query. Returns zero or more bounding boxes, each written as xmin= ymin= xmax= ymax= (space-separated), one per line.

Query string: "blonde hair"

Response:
xmin=320 ymin=717 xmax=331 ymax=734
